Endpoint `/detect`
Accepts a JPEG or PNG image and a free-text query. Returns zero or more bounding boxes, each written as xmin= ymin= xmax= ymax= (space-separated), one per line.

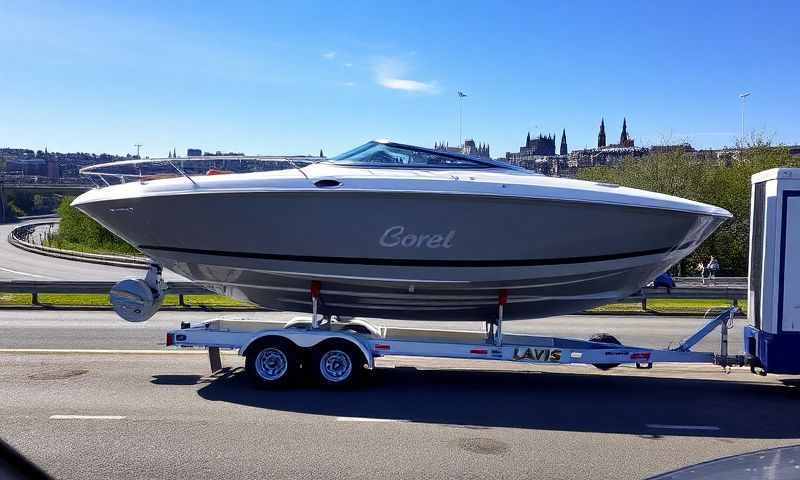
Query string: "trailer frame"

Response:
xmin=166 ymin=305 xmax=746 ymax=388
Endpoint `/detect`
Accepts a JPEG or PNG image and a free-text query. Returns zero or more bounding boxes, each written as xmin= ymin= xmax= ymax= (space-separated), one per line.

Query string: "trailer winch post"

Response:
xmin=488 ymin=290 xmax=507 ymax=346
xmin=310 ymin=280 xmax=321 ymax=329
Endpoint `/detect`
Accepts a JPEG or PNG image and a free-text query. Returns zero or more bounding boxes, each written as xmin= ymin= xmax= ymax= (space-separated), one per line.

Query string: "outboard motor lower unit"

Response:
xmin=109 ymin=265 xmax=165 ymax=323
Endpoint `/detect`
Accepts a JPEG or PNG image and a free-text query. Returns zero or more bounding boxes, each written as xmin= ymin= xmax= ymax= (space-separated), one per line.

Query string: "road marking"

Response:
xmin=0 ymin=266 xmax=54 ymax=279
xmin=0 ymin=348 xmax=237 ymax=355
xmin=50 ymin=415 xmax=126 ymax=420
xmin=646 ymin=424 xmax=720 ymax=431
xmin=336 ymin=417 xmax=406 ymax=423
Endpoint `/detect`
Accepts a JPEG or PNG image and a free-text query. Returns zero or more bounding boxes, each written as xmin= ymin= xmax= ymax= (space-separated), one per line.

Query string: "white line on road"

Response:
xmin=0 ymin=266 xmax=54 ymax=279
xmin=646 ymin=424 xmax=720 ymax=431
xmin=336 ymin=417 xmax=406 ymax=423
xmin=50 ymin=415 xmax=127 ymax=420
xmin=0 ymin=348 xmax=237 ymax=355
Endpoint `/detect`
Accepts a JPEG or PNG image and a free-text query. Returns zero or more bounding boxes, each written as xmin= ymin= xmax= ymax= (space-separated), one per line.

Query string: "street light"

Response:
xmin=739 ymin=92 xmax=751 ymax=143
xmin=457 ymin=91 xmax=467 ymax=148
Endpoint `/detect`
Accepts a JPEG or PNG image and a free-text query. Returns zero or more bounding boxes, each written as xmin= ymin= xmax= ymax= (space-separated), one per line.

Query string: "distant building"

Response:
xmin=650 ymin=144 xmax=695 ymax=154
xmin=433 ymin=139 xmax=491 ymax=159
xmin=569 ymin=117 xmax=641 ymax=167
xmin=205 ymin=151 xmax=244 ymax=157
xmin=598 ymin=119 xmax=606 ymax=148
xmin=569 ymin=146 xmax=648 ymax=168
xmin=187 ymin=148 xmax=202 ymax=157
xmin=46 ymin=157 xmax=59 ymax=180
xmin=505 ymin=132 xmax=558 ymax=165
xmin=505 ymin=132 xmax=568 ymax=176
xmin=617 ymin=118 xmax=634 ymax=148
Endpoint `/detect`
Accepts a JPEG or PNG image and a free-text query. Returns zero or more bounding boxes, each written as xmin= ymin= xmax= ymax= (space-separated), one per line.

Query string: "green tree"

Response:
xmin=52 ymin=196 xmax=139 ymax=255
xmin=577 ymin=143 xmax=797 ymax=275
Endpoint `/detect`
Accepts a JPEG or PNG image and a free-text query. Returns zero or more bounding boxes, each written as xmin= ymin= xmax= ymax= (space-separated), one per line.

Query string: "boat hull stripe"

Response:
xmin=137 ymin=242 xmax=694 ymax=268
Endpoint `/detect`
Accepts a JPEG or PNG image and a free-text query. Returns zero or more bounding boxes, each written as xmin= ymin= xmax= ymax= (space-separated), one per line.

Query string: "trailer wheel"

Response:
xmin=311 ymin=340 xmax=365 ymax=388
xmin=245 ymin=338 xmax=299 ymax=388
xmin=588 ymin=333 xmax=622 ymax=371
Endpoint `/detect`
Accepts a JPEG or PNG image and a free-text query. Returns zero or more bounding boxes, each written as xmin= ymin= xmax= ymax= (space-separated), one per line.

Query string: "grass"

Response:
xmin=590 ymin=298 xmax=746 ymax=315
xmin=44 ymin=238 xmax=143 ymax=257
xmin=0 ymin=292 xmax=744 ymax=315
xmin=0 ymin=293 xmax=254 ymax=308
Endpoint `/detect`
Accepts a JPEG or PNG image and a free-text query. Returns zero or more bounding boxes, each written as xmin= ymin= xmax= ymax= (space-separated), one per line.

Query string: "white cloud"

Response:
xmin=344 ymin=62 xmax=353 ymax=67
xmin=322 ymin=51 xmax=336 ymax=60
xmin=342 ymin=81 xmax=356 ymax=87
xmin=378 ymin=77 xmax=439 ymax=93
xmin=373 ymin=57 xmax=439 ymax=94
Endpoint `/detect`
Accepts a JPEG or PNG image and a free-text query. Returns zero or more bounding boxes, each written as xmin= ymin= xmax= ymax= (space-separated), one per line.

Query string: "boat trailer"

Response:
xmin=166 ymin=283 xmax=748 ymax=388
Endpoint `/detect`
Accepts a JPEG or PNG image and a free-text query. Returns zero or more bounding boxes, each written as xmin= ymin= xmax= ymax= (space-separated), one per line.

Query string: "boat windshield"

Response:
xmin=328 ymin=142 xmax=513 ymax=169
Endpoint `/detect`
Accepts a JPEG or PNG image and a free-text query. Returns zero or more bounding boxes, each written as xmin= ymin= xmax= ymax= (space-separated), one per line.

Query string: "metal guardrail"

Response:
xmin=0 ymin=280 xmax=230 ymax=307
xmin=632 ymin=287 xmax=746 ymax=311
xmin=674 ymin=277 xmax=747 ymax=288
xmin=0 ymin=280 xmax=746 ymax=311
xmin=8 ymin=222 xmax=151 ymax=268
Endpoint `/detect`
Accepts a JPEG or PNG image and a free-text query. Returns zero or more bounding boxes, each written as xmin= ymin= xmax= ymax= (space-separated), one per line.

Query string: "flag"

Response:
xmin=457 ymin=91 xmax=467 ymax=98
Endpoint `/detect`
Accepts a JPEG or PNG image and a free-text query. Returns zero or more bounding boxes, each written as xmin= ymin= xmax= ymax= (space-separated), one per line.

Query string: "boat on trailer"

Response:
xmin=73 ymin=140 xmax=730 ymax=322
xmin=75 ymin=160 xmax=800 ymax=388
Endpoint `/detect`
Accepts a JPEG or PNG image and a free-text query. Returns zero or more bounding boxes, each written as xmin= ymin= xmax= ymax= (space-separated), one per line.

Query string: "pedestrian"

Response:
xmin=696 ymin=260 xmax=706 ymax=285
xmin=706 ymin=256 xmax=720 ymax=285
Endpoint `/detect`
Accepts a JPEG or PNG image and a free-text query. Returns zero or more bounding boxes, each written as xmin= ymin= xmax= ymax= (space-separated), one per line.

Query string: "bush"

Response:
xmin=49 ymin=196 xmax=139 ymax=255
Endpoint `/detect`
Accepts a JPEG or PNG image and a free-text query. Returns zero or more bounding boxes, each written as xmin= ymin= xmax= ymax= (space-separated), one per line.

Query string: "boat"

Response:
xmin=73 ymin=140 xmax=731 ymax=321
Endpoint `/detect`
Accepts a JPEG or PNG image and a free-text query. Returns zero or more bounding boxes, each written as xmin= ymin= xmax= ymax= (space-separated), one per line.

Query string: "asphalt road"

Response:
xmin=2 ymin=311 xmax=799 ymax=479
xmin=2 ymin=352 xmax=799 ymax=480
xmin=0 ymin=219 xmax=186 ymax=281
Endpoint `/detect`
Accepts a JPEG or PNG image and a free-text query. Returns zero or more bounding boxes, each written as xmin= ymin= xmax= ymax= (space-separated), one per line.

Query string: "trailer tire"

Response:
xmin=588 ymin=333 xmax=622 ymax=371
xmin=245 ymin=338 xmax=299 ymax=389
xmin=311 ymin=340 xmax=365 ymax=388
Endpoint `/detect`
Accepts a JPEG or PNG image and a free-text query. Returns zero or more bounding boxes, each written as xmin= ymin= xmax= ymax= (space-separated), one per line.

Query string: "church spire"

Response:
xmin=598 ymin=118 xmax=606 ymax=148
xmin=560 ymin=129 xmax=568 ymax=156
xmin=619 ymin=117 xmax=629 ymax=146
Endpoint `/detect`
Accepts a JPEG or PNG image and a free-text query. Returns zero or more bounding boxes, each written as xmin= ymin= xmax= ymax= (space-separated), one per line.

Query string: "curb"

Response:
xmin=580 ymin=310 xmax=746 ymax=317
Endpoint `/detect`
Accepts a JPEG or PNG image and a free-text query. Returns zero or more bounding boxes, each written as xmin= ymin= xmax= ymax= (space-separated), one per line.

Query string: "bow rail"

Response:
xmin=80 ymin=155 xmax=323 ymax=186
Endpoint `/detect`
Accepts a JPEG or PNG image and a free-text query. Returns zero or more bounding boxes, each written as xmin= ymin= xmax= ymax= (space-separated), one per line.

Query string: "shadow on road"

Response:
xmin=183 ymin=366 xmax=800 ymax=439
xmin=151 ymin=374 xmax=205 ymax=385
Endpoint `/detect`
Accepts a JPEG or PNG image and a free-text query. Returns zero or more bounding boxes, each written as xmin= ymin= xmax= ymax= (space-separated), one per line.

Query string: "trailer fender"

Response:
xmin=239 ymin=331 xmax=374 ymax=369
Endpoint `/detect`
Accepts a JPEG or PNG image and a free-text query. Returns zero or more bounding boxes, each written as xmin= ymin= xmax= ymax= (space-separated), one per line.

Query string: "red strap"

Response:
xmin=310 ymin=280 xmax=321 ymax=298
xmin=498 ymin=289 xmax=508 ymax=305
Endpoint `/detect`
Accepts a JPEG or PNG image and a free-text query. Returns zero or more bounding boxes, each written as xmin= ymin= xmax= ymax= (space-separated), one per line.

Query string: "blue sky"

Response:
xmin=1 ymin=0 xmax=798 ymax=157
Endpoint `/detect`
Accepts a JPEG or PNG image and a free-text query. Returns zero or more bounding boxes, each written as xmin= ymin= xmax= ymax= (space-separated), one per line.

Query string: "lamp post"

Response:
xmin=739 ymin=92 xmax=751 ymax=143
